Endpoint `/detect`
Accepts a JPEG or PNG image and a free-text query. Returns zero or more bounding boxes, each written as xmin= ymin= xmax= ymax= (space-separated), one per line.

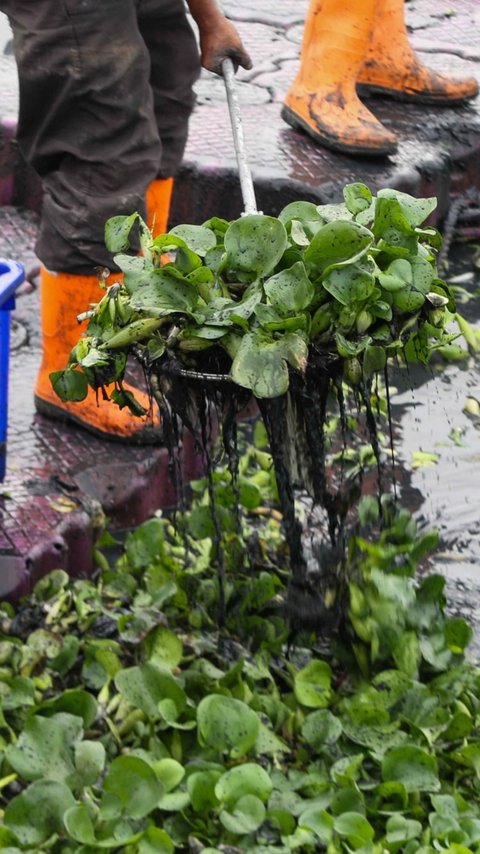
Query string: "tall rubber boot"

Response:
xmin=34 ymin=268 xmax=162 ymax=443
xmin=358 ymin=0 xmax=478 ymax=104
xmin=146 ymin=177 xmax=174 ymax=238
xmin=282 ymin=0 xmax=397 ymax=155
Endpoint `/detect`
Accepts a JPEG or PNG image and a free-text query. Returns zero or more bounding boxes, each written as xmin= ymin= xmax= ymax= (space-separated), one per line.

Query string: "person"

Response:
xmin=1 ymin=0 xmax=251 ymax=442
xmin=282 ymin=0 xmax=478 ymax=155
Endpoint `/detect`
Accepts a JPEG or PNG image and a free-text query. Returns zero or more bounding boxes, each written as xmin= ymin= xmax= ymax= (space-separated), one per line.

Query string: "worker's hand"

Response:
xmin=199 ymin=16 xmax=252 ymax=74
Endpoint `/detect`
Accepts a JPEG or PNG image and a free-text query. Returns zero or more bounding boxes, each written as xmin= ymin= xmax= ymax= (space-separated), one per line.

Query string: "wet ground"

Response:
xmin=389 ymin=245 xmax=480 ymax=658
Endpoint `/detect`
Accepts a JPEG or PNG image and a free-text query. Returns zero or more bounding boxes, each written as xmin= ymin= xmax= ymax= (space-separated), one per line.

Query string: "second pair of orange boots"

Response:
xmin=34 ymin=178 xmax=174 ymax=444
xmin=282 ymin=0 xmax=478 ymax=155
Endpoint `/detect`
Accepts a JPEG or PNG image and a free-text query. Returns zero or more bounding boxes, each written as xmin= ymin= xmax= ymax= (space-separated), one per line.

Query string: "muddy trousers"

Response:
xmin=2 ymin=0 xmax=200 ymax=273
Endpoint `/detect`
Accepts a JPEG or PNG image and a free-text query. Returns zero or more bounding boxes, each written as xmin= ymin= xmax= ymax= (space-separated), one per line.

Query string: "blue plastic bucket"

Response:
xmin=0 ymin=259 xmax=26 ymax=480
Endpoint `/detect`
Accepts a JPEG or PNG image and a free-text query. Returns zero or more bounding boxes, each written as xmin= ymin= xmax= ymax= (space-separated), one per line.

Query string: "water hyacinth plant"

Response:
xmin=51 ymin=182 xmax=459 ymax=410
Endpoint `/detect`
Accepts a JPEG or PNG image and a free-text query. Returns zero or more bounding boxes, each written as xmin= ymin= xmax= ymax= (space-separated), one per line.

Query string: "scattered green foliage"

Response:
xmin=0 ymin=437 xmax=479 ymax=852
xmin=51 ymin=184 xmax=465 ymax=412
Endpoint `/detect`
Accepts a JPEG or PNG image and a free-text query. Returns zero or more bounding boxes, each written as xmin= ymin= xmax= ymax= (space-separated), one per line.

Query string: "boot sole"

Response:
xmin=281 ymin=104 xmax=397 ymax=156
xmin=34 ymin=394 xmax=164 ymax=446
xmin=357 ymin=82 xmax=478 ymax=106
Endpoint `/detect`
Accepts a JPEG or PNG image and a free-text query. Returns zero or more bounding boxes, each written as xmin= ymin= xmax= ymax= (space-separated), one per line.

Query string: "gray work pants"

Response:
xmin=2 ymin=0 xmax=200 ymax=272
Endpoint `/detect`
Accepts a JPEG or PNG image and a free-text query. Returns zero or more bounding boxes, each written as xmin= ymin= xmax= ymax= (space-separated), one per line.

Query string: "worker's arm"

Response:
xmin=186 ymin=0 xmax=252 ymax=74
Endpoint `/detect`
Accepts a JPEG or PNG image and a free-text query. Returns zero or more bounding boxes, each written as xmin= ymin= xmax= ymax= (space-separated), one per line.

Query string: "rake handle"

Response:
xmin=221 ymin=57 xmax=258 ymax=215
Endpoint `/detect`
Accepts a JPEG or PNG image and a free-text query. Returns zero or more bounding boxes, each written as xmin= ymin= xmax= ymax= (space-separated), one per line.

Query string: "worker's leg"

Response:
xmin=358 ymin=0 xmax=478 ymax=104
xmin=282 ymin=0 xmax=397 ymax=155
xmin=138 ymin=0 xmax=201 ymax=236
xmin=35 ymin=268 xmax=164 ymax=444
xmin=5 ymin=0 xmax=164 ymax=440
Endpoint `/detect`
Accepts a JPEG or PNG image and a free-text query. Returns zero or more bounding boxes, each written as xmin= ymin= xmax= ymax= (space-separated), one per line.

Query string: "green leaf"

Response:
xmin=333 ymin=812 xmax=374 ymax=849
xmin=343 ymin=182 xmax=373 ymax=216
xmin=74 ymin=740 xmax=105 ymax=787
xmin=393 ymin=630 xmax=421 ymax=678
xmin=304 ymin=220 xmax=373 ymax=278
xmin=157 ymin=791 xmax=190 ymax=811
xmin=451 ymin=743 xmax=480 ymax=779
xmin=290 ymin=219 xmax=312 ymax=246
xmin=264 ymin=262 xmax=314 ymax=313
xmin=224 ymin=214 xmax=288 ymax=278
xmin=377 ymin=188 xmax=437 ymax=228
xmin=6 ymin=713 xmax=82 ymax=784
xmin=335 ymin=331 xmax=370 ymax=358
xmin=299 ymin=807 xmax=334 ymax=843
xmin=138 ymin=827 xmax=175 ymax=854
xmin=386 ymin=814 xmax=422 ymax=844
xmin=444 ymin=618 xmax=473 ymax=654
xmin=323 ymin=262 xmax=375 ymax=306
xmin=102 ymin=755 xmax=164 ymax=819
xmin=39 ymin=689 xmax=98 ymax=727
xmin=169 ymin=224 xmax=217 ymax=256
xmin=302 ymin=709 xmax=343 ymax=748
xmin=63 ymin=804 xmax=96 ymax=845
xmin=197 ymin=694 xmax=260 ymax=758
xmin=64 ymin=803 xmax=144 ymax=848
xmin=456 ymin=312 xmax=480 ymax=353
xmin=294 ymin=660 xmax=333 ymax=708
xmin=341 ymin=717 xmax=404 ymax=756
xmin=115 ymin=662 xmax=187 ymax=722
xmin=187 ymin=770 xmax=222 ymax=812
xmin=254 ymin=722 xmax=290 ymax=755
xmin=330 ymin=754 xmax=364 ymax=787
xmin=142 ymin=627 xmax=183 ymax=669
xmin=155 ymin=758 xmax=185 ymax=792
xmin=128 ymin=269 xmax=200 ymax=318
xmin=0 ymin=828 xmax=20 ymax=850
xmin=187 ymin=503 xmax=235 ymax=540
xmin=391 ymin=258 xmax=434 ymax=313
xmin=278 ymin=200 xmax=324 ymax=226
xmin=238 ymin=478 xmax=262 ymax=510
xmin=4 ymin=780 xmax=75 ymax=846
xmin=373 ymin=196 xmax=416 ymax=254
xmin=411 ymin=451 xmax=439 ymax=469
xmin=220 ymin=794 xmax=266 ymax=834
xmin=378 ymin=258 xmax=414 ymax=292
xmin=231 ymin=330 xmax=307 ymax=398
xmin=1 ymin=676 xmax=35 ymax=711
xmin=49 ymin=634 xmax=81 ymax=676
xmin=105 ymin=212 xmax=140 ymax=252
xmin=50 ymin=369 xmax=89 ymax=403
xmin=382 ymin=745 xmax=440 ymax=792
xmin=363 ymin=344 xmax=386 ymax=379
xmin=316 ymin=201 xmax=352 ymax=222
xmin=215 ymin=762 xmax=273 ymax=805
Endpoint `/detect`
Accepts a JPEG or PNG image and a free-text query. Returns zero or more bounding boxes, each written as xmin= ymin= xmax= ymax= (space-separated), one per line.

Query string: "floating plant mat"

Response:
xmin=51 ymin=182 xmax=470 ymax=625
xmin=1 ymin=435 xmax=480 ymax=852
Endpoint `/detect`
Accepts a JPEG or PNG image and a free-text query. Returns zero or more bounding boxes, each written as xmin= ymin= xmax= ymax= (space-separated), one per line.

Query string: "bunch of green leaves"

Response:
xmin=1 ymin=437 xmax=480 ymax=852
xmin=51 ymin=183 xmax=463 ymax=411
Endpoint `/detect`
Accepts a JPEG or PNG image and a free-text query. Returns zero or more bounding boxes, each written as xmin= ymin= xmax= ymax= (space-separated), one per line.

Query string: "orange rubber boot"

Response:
xmin=358 ymin=0 xmax=479 ymax=104
xmin=146 ymin=177 xmax=174 ymax=238
xmin=34 ymin=268 xmax=162 ymax=443
xmin=282 ymin=0 xmax=397 ymax=155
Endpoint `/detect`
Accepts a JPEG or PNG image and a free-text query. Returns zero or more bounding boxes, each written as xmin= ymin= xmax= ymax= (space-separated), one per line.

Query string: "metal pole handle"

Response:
xmin=222 ymin=58 xmax=258 ymax=215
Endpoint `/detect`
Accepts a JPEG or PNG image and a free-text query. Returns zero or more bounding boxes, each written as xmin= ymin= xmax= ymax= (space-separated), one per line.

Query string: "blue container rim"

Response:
xmin=0 ymin=258 xmax=25 ymax=308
